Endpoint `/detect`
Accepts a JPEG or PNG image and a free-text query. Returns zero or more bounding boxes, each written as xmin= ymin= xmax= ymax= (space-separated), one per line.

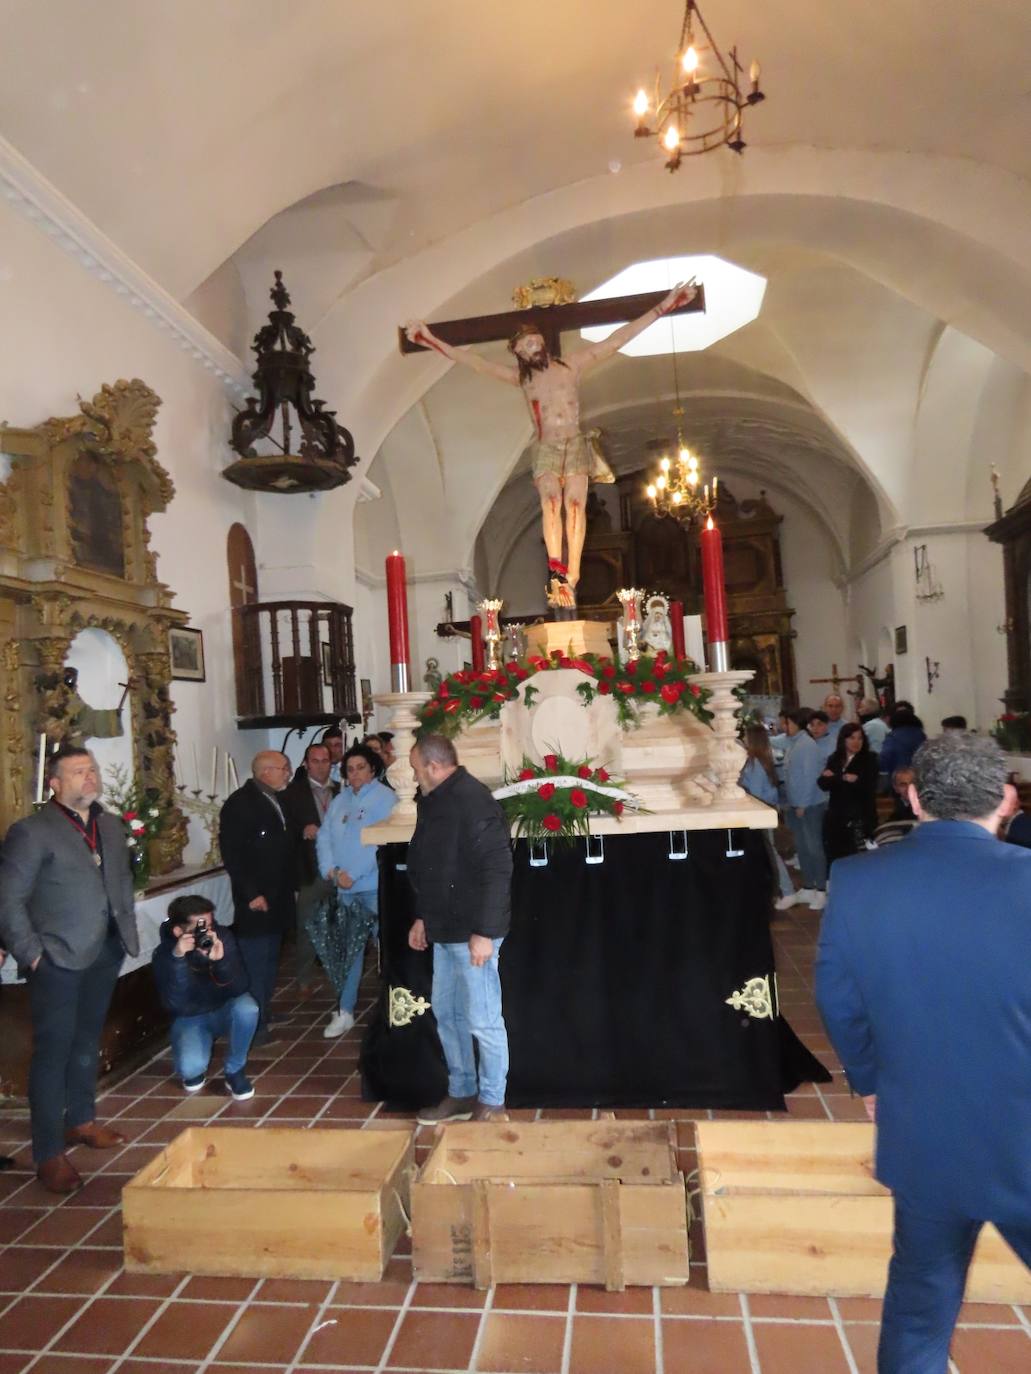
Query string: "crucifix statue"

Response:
xmin=403 ymin=280 xmax=702 ymax=612
xmin=809 ymin=664 xmax=864 ymax=714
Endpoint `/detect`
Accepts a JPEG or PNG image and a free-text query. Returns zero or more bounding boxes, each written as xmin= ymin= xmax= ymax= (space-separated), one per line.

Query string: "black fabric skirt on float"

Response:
xmin=360 ymin=831 xmax=830 ymax=1111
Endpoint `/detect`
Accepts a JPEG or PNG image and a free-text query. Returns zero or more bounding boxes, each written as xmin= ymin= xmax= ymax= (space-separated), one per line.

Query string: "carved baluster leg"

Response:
xmin=374 ymin=692 xmax=433 ymax=821
xmin=689 ymin=670 xmax=754 ymax=803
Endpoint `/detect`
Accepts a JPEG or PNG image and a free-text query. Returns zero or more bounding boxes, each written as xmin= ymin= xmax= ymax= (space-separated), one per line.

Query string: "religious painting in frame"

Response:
xmin=894 ymin=625 xmax=908 ymax=656
xmin=169 ymin=626 xmax=206 ymax=681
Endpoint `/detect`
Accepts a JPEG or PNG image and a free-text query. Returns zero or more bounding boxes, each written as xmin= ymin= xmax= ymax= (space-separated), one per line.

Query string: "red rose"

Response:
xmin=439 ymin=683 xmax=450 ymax=699
xmin=570 ymin=788 xmax=589 ymax=809
xmin=543 ymin=754 xmax=559 ymax=771
xmin=625 ymin=659 xmax=639 ymax=675
xmin=613 ymin=801 xmax=624 ymax=817
xmin=641 ymin=680 xmax=656 ymax=694
xmin=505 ymin=661 xmax=519 ymax=673
xmin=690 ymin=684 xmax=702 ymax=697
xmin=660 ymin=682 xmax=682 ymax=705
xmin=493 ymin=690 xmax=508 ymax=701
xmin=444 ymin=699 xmax=462 ymax=713
xmin=123 ymin=811 xmax=138 ymax=820
xmin=653 ymin=662 xmax=669 ymax=678
xmin=542 ymin=813 xmax=562 ymax=833
xmin=569 ymin=658 xmax=595 ymax=676
xmin=529 ymin=655 xmax=548 ymax=671
xmin=469 ymin=696 xmax=484 ymax=709
xmin=595 ymin=768 xmax=610 ymax=782
xmin=514 ymin=666 xmax=529 ymax=680
xmin=518 ymin=767 xmax=535 ymax=780
xmin=550 ymin=650 xmax=562 ymax=660
xmin=538 ymin=782 xmax=556 ymax=800
xmin=598 ymin=681 xmax=611 ymax=694
xmin=655 ymin=650 xmax=668 ymax=663
xmin=559 ymin=656 xmax=573 ymax=669
xmin=601 ymin=663 xmax=617 ymax=679
xmin=617 ymin=681 xmax=635 ymax=695
xmin=424 ymin=701 xmax=439 ymax=713
xmin=577 ymin=765 xmax=592 ymax=778
xmin=454 ymin=671 xmax=471 ymax=685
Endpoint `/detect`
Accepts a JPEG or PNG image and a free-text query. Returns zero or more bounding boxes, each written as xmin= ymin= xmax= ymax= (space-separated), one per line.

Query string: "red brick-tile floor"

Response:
xmin=1 ymin=908 xmax=1029 ymax=1372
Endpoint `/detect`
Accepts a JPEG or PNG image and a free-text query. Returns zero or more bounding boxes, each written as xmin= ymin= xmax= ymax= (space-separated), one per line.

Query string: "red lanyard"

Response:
xmin=59 ymin=806 xmax=102 ymax=865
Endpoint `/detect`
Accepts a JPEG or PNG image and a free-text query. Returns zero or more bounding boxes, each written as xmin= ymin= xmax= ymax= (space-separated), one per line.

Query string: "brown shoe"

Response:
xmin=416 ymin=1095 xmax=477 ymax=1126
xmin=37 ymin=1153 xmax=82 ymax=1194
xmin=65 ymin=1121 xmax=126 ymax=1150
xmin=472 ymin=1102 xmax=510 ymax=1123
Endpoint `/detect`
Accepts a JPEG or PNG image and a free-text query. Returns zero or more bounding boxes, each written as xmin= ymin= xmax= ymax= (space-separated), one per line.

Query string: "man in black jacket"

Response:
xmin=218 ymin=750 xmax=295 ymax=1041
xmin=407 ymin=734 xmax=513 ymax=1124
xmin=281 ymin=741 xmax=338 ymax=995
xmin=152 ymin=894 xmax=258 ymax=1099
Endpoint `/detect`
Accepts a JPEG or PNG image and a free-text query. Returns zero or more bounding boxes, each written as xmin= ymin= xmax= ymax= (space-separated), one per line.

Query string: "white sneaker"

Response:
xmin=786 ymin=856 xmax=800 ymax=869
xmin=323 ymin=1010 xmax=355 ymax=1040
xmin=808 ymin=890 xmax=827 ymax=911
xmin=774 ymin=893 xmax=799 ymax=911
xmin=794 ymin=888 xmax=814 ymax=905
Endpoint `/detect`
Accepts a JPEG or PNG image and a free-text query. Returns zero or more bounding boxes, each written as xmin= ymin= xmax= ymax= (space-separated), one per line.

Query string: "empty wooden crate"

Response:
xmin=123 ymin=1126 xmax=414 ymax=1281
xmin=696 ymin=1120 xmax=1031 ymax=1303
xmin=412 ymin=1120 xmax=689 ymax=1290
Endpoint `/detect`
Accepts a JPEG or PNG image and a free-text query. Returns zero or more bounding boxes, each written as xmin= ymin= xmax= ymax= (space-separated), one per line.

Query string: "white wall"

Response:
xmin=0 ymin=198 xmax=258 ymax=860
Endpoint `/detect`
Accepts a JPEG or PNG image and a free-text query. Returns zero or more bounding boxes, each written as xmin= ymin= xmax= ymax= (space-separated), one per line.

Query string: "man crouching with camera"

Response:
xmin=151 ymin=895 xmax=259 ymax=1100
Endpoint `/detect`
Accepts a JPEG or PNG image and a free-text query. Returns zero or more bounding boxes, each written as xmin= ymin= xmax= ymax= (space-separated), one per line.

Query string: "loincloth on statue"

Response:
xmin=530 ymin=429 xmax=615 ymax=484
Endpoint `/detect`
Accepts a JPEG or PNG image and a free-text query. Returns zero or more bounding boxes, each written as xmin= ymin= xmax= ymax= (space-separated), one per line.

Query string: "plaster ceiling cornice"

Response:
xmin=0 ymin=133 xmax=249 ymax=401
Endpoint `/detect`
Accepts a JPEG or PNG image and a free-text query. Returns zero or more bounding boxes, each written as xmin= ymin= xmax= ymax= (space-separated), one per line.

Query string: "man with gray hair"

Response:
xmin=218 ymin=750 xmax=295 ymax=1042
xmin=815 ymin=733 xmax=1031 ymax=1373
xmin=407 ymin=733 xmax=513 ymax=1123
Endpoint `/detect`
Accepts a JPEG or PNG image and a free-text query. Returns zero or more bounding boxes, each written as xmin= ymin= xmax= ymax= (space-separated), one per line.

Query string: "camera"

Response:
xmin=193 ymin=923 xmax=215 ymax=954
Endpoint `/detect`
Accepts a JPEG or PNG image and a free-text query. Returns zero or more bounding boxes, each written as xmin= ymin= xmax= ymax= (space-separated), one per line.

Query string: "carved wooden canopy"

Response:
xmin=0 ymin=379 xmax=188 ymax=868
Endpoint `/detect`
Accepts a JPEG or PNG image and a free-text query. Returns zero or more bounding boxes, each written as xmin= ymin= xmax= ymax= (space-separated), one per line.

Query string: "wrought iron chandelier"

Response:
xmin=630 ymin=0 xmax=766 ymax=170
xmin=645 ymin=310 xmax=719 ymax=522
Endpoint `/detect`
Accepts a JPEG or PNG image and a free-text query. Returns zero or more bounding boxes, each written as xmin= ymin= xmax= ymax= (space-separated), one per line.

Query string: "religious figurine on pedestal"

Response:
xmin=40 ymin=667 xmax=134 ymax=749
xmin=406 ymin=281 xmax=697 ymax=613
xmin=641 ymin=595 xmax=673 ymax=656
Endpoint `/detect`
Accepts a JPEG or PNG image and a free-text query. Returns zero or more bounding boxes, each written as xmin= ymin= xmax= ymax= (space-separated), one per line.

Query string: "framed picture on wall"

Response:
xmin=894 ymin=625 xmax=908 ymax=656
xmin=360 ymin=678 xmax=373 ymax=720
xmin=169 ymin=626 xmax=206 ymax=681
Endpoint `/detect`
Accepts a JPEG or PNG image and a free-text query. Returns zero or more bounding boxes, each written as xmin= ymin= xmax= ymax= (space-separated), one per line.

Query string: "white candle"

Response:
xmin=224 ymin=752 xmax=231 ymax=799
xmin=192 ymin=744 xmax=200 ymax=792
xmin=210 ymin=746 xmax=218 ymax=797
xmin=35 ymin=733 xmax=46 ymax=805
xmin=229 ymin=756 xmax=239 ymax=791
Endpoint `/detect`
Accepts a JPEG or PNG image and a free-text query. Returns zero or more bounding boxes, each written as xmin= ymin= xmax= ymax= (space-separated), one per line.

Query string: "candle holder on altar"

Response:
xmin=688 ymin=669 xmax=754 ymax=803
xmin=178 ymin=786 xmax=222 ymax=866
xmin=616 ymin=588 xmax=645 ymax=658
xmin=479 ymin=598 xmax=504 ymax=671
xmin=375 ymin=691 xmax=433 ymax=820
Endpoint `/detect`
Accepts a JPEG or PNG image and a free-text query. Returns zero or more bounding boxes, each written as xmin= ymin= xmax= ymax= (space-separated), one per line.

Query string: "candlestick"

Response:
xmin=700 ymin=515 xmax=729 ymax=671
xmin=469 ymin=614 xmax=485 ymax=672
xmin=689 ymin=668 xmax=755 ymax=803
xmin=373 ymin=691 xmax=433 ymax=821
xmin=669 ymin=600 xmax=686 ymax=660
xmin=385 ymin=551 xmax=411 ymax=691
xmin=479 ymin=599 xmax=504 ymax=671
xmin=616 ymin=588 xmax=644 ymax=659
xmin=35 ymin=733 xmax=46 ymax=805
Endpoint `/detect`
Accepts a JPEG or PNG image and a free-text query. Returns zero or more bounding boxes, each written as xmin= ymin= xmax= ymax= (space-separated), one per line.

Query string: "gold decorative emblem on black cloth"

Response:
xmin=725 ymin=973 xmax=778 ymax=1020
xmin=388 ymin=985 xmax=431 ymax=1027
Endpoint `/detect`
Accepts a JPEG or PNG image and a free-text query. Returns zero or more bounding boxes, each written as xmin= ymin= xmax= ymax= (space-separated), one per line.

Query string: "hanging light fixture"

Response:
xmin=645 ymin=310 xmax=718 ymax=522
xmin=629 ymin=0 xmax=766 ymax=170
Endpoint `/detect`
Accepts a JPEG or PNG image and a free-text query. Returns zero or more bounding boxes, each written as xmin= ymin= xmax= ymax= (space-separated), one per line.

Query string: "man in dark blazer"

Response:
xmin=0 ymin=747 xmax=139 ymax=1193
xmin=281 ymin=740 xmax=338 ymax=994
xmin=218 ymin=750 xmax=295 ymax=1041
xmin=815 ymin=733 xmax=1031 ymax=1373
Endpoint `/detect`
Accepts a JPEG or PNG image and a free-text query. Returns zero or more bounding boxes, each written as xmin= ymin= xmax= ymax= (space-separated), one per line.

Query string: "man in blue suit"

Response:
xmin=815 ymin=732 xmax=1031 ymax=1374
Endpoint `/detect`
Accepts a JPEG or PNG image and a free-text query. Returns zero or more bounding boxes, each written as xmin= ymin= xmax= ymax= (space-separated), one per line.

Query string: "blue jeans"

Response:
xmin=787 ymin=803 xmax=828 ymax=891
xmin=170 ymin=994 xmax=259 ymax=1080
xmin=338 ymin=892 xmax=379 ymax=1015
xmin=431 ymin=939 xmax=509 ymax=1108
xmin=879 ymin=1193 xmax=1031 ymax=1373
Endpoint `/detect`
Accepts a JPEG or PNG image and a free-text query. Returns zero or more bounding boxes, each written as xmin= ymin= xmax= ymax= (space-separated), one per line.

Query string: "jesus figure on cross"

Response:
xmin=406 ymin=280 xmax=696 ymax=611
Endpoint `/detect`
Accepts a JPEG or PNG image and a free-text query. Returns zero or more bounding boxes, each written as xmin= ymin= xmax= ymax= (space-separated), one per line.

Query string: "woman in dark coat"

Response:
xmin=818 ymin=722 xmax=880 ymax=866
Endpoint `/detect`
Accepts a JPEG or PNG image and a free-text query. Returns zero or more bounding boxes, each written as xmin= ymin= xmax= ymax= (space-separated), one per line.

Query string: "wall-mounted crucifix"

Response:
xmin=400 ymin=280 xmax=705 ymax=615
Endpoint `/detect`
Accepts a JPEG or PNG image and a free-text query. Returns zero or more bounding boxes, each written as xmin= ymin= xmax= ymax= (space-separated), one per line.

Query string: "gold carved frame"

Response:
xmin=0 ymin=379 xmax=188 ymax=871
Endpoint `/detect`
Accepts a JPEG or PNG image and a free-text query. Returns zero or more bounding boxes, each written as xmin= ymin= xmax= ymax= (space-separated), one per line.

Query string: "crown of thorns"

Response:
xmin=507 ymin=323 xmax=547 ymax=352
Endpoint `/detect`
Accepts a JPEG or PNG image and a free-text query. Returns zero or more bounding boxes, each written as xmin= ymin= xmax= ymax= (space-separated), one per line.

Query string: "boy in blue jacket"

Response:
xmin=151 ymin=894 xmax=258 ymax=1100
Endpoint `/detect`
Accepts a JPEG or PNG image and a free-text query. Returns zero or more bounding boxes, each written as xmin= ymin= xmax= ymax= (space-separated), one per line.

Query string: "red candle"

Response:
xmin=700 ymin=516 xmax=729 ymax=644
xmin=385 ymin=551 xmax=410 ymax=670
xmin=469 ymin=614 xmax=485 ymax=672
xmin=669 ymin=600 xmax=686 ymax=659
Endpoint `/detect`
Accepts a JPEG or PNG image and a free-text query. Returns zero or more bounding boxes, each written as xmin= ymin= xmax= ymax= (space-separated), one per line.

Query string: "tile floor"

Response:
xmin=1 ymin=907 xmax=1029 ymax=1373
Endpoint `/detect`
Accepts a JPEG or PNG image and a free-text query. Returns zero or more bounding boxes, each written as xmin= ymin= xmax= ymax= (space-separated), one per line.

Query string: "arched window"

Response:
xmin=227 ymin=523 xmax=259 ymax=718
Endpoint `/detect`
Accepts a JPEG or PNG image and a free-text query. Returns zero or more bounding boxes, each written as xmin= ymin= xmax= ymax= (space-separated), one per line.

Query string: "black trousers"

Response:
xmin=236 ymin=930 xmax=283 ymax=1030
xmin=28 ymin=929 xmax=124 ymax=1164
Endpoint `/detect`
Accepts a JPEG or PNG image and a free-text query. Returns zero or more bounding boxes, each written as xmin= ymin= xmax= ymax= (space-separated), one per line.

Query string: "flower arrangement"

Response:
xmin=492 ymin=752 xmax=640 ymax=842
xmin=104 ymin=765 xmax=167 ymax=891
xmin=991 ymin=711 xmax=1031 ymax=754
xmin=417 ymin=650 xmax=711 ymax=738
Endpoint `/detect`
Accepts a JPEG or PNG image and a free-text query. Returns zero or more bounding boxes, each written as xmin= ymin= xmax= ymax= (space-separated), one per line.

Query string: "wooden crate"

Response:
xmin=411 ymin=1120 xmax=689 ymax=1290
xmin=696 ymin=1121 xmax=1031 ymax=1304
xmin=123 ymin=1126 xmax=414 ymax=1281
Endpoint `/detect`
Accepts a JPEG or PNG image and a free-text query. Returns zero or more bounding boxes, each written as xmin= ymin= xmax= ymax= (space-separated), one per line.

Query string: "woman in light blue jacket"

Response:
xmin=314 ymin=743 xmax=396 ymax=1038
xmin=739 ymin=725 xmax=797 ymax=911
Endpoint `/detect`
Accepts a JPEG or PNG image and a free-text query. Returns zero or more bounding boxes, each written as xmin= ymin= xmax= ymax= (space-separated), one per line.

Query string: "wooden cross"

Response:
xmin=231 ymin=564 xmax=256 ymax=603
xmin=398 ymin=286 xmax=707 ymax=360
xmin=810 ymin=665 xmax=864 ymax=711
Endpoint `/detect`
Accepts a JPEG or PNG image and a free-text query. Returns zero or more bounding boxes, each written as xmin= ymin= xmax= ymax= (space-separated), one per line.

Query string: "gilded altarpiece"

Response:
xmin=0 ymin=380 xmax=188 ymax=871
